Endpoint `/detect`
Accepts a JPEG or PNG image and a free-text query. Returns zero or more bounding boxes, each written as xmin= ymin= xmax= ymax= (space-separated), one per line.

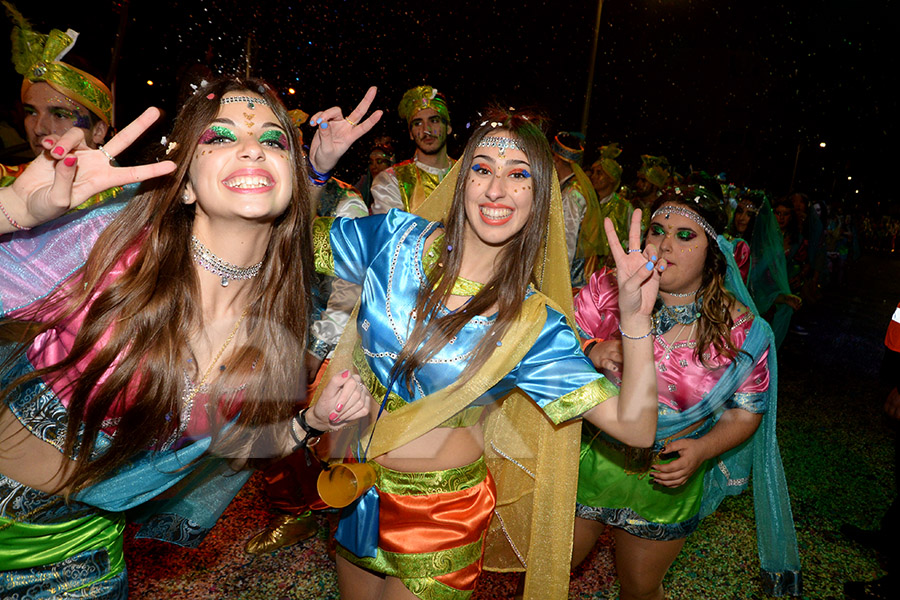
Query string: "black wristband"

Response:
xmin=291 ymin=408 xmax=326 ymax=452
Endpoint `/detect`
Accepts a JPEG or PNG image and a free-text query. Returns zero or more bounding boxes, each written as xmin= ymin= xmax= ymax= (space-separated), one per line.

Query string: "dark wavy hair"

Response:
xmin=1 ymin=77 xmax=312 ymax=495
xmin=651 ymin=185 xmax=746 ymax=368
xmin=391 ymin=108 xmax=553 ymax=391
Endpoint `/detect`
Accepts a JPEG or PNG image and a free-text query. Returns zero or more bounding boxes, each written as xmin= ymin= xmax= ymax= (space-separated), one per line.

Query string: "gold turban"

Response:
xmin=397 ymin=85 xmax=449 ymax=125
xmin=6 ymin=2 xmax=113 ymax=125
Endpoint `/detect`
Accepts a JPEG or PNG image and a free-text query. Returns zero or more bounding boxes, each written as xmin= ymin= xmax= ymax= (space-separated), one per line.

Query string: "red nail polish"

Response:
xmin=341 ymin=370 xmax=349 ymax=378
xmin=336 ymin=403 xmax=343 ymax=411
xmin=52 ymin=146 xmax=65 ymax=156
xmin=64 ymin=156 xmax=77 ymax=167
xmin=329 ymin=412 xmax=338 ymax=421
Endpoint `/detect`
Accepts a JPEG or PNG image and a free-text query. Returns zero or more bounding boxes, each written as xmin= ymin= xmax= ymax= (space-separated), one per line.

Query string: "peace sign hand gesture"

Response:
xmin=606 ymin=209 xmax=666 ymax=323
xmin=307 ymin=86 xmax=383 ymax=175
xmin=4 ymin=107 xmax=175 ymax=232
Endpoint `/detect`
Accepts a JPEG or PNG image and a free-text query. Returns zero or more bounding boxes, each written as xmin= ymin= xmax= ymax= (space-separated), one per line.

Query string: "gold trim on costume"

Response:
xmin=373 ymin=457 xmax=487 ymax=496
xmin=313 ymin=217 xmax=336 ymax=276
xmin=541 ymin=377 xmax=618 ymax=425
xmin=338 ymin=538 xmax=483 ymax=581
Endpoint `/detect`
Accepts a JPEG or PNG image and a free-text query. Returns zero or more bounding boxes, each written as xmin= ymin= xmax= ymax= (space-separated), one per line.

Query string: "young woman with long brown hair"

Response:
xmin=572 ymin=186 xmax=801 ymax=599
xmin=0 ymin=77 xmax=377 ymax=598
xmin=306 ymin=108 xmax=662 ymax=600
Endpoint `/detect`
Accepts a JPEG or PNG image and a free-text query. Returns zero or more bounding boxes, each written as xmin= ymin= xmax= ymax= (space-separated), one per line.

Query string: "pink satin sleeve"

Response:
xmin=734 ymin=239 xmax=751 ymax=284
xmin=573 ymin=267 xmax=621 ymax=340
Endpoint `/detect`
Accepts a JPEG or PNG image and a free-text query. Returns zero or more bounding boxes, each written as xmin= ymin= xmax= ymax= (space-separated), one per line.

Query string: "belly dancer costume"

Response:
xmin=311 ymin=162 xmax=617 ymax=600
xmin=574 ymin=238 xmax=801 ymax=595
xmin=0 ymin=199 xmax=252 ymax=598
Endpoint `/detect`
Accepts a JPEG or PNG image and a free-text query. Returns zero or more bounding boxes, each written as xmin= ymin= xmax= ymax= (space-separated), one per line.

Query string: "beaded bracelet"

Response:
xmin=0 ymin=198 xmax=31 ymax=231
xmin=307 ymin=157 xmax=332 ymax=187
xmin=617 ymin=323 xmax=653 ymax=340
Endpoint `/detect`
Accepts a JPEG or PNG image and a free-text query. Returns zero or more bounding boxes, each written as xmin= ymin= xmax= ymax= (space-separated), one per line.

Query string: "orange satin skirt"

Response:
xmin=337 ymin=457 xmax=497 ymax=599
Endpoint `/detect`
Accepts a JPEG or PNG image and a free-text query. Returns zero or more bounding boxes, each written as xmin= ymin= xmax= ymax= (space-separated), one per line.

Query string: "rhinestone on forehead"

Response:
xmin=220 ymin=95 xmax=271 ymax=109
xmin=651 ymin=205 xmax=718 ymax=239
xmin=476 ymin=135 xmax=524 ymax=158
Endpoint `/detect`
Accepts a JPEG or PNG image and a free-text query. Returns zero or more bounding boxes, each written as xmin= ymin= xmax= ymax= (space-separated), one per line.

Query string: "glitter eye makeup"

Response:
xmin=259 ymin=130 xmax=288 ymax=150
xmin=509 ymin=168 xmax=532 ymax=179
xmin=650 ymin=223 xmax=666 ymax=236
xmin=50 ymin=108 xmax=75 ymax=121
xmin=199 ymin=125 xmax=237 ymax=144
xmin=471 ymin=163 xmax=492 ymax=176
xmin=676 ymin=229 xmax=698 ymax=241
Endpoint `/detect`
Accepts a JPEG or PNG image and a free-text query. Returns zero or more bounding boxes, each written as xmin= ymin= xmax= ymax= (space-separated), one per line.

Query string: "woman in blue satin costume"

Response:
xmin=0 ymin=79 xmax=377 ymax=598
xmin=308 ymin=108 xmax=664 ymax=600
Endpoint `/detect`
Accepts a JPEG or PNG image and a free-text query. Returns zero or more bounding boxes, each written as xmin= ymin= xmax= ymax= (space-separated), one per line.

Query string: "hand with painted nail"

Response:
xmin=307 ymin=86 xmax=383 ymax=175
xmin=1 ymin=107 xmax=176 ymax=232
xmin=307 ymin=369 xmax=373 ymax=432
xmin=606 ymin=210 xmax=662 ymax=321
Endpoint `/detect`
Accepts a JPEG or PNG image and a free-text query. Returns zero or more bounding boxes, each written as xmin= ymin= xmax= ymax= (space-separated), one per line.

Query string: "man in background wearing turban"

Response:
xmin=631 ymin=154 xmax=671 ymax=232
xmin=370 ymin=85 xmax=454 ymax=214
xmin=587 ymin=143 xmax=632 ymax=270
xmin=2 ymin=2 xmax=119 ymax=213
xmin=552 ymin=131 xmax=601 ymax=290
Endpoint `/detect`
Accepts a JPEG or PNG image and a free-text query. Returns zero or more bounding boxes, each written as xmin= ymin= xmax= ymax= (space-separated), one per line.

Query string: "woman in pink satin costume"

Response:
xmin=0 ymin=78 xmax=377 ymax=597
xmin=571 ymin=186 xmax=801 ymax=599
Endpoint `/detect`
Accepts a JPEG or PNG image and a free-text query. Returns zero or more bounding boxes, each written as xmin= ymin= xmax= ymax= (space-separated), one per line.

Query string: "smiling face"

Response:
xmin=409 ymin=107 xmax=450 ymax=156
xmin=462 ymin=133 xmax=534 ymax=251
xmin=186 ymin=92 xmax=292 ymax=224
xmin=646 ymin=202 xmax=709 ymax=295
xmin=22 ymin=82 xmax=107 ymax=155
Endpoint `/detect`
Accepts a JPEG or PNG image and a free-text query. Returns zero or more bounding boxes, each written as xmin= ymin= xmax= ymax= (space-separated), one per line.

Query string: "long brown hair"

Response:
xmin=651 ymin=186 xmax=746 ymax=368
xmin=1 ymin=77 xmax=312 ymax=494
xmin=391 ymin=109 xmax=553 ymax=392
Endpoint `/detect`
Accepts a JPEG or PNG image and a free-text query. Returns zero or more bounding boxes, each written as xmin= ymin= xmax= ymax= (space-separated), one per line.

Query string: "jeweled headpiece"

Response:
xmin=398 ymin=85 xmax=450 ymax=125
xmin=6 ymin=2 xmax=113 ymax=125
xmin=220 ymin=95 xmax=270 ymax=109
xmin=652 ymin=203 xmax=718 ymax=239
xmin=477 ymin=135 xmax=523 ymax=158
xmin=550 ymin=131 xmax=585 ymax=165
xmin=638 ymin=154 xmax=671 ymax=189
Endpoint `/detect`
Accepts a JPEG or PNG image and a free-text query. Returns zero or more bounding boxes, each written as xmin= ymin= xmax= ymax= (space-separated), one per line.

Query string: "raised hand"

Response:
xmin=6 ymin=108 xmax=175 ymax=229
xmin=606 ymin=209 xmax=666 ymax=321
xmin=307 ymin=86 xmax=383 ymax=174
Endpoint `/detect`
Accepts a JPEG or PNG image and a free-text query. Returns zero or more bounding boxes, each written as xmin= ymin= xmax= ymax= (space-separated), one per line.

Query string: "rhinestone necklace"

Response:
xmin=191 ymin=235 xmax=264 ymax=287
xmin=652 ymin=296 xmax=702 ymax=336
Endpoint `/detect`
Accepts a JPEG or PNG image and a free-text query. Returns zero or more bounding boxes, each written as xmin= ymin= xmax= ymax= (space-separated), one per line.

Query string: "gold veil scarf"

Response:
xmin=572 ymin=162 xmax=603 ymax=279
xmin=313 ymin=159 xmax=581 ymax=600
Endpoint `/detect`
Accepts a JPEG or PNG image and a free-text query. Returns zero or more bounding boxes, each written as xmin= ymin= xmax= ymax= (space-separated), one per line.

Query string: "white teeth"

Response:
xmin=223 ymin=176 xmax=272 ymax=189
xmin=480 ymin=206 xmax=512 ymax=219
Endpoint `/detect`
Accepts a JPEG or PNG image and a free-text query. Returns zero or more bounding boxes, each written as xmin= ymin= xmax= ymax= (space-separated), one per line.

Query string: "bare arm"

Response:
xmin=582 ymin=210 xmax=663 ymax=448
xmin=651 ymin=408 xmax=763 ymax=488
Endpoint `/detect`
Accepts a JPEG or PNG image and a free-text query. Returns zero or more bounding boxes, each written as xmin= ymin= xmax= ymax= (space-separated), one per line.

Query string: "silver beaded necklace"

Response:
xmin=191 ymin=235 xmax=264 ymax=287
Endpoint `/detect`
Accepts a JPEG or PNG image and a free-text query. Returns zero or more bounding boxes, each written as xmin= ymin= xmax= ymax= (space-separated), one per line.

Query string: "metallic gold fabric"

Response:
xmin=397 ymin=85 xmax=450 ymax=125
xmin=395 ymin=161 xmax=451 ymax=213
xmin=312 ymin=217 xmax=336 ymax=276
xmin=8 ymin=4 xmax=113 ymax=125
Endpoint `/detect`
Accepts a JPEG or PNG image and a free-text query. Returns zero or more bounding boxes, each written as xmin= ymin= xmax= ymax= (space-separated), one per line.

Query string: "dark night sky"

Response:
xmin=2 ymin=0 xmax=894 ymax=211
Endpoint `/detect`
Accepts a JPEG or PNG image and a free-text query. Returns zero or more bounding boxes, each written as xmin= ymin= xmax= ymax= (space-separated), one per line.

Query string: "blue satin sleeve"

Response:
xmin=506 ymin=305 xmax=616 ymax=424
xmin=329 ymin=209 xmax=430 ymax=286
